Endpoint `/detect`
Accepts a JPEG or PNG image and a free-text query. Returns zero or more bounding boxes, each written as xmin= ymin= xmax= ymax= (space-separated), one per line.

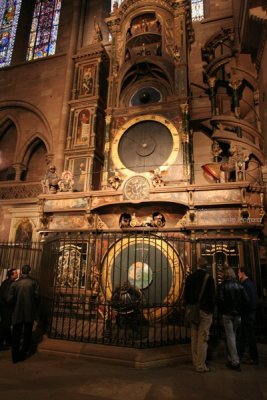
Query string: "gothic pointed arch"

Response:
xmin=21 ymin=136 xmax=48 ymax=182
xmin=0 ymin=116 xmax=18 ymax=181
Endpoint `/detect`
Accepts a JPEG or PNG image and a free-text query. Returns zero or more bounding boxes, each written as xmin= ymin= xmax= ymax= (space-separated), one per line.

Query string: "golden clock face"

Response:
xmin=123 ymin=175 xmax=150 ymax=201
xmin=101 ymin=235 xmax=184 ymax=320
xmin=111 ymin=115 xmax=180 ymax=175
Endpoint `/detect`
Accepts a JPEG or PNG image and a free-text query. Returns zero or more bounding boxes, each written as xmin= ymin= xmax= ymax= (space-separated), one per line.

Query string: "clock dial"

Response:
xmin=111 ymin=115 xmax=180 ymax=176
xmin=101 ymin=236 xmax=184 ymax=320
xmin=123 ymin=175 xmax=150 ymax=200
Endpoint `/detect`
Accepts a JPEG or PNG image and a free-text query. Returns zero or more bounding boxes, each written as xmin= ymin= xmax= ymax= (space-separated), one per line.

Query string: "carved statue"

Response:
xmin=90 ymin=261 xmax=100 ymax=296
xmin=130 ymin=213 xmax=140 ymax=227
xmin=173 ymin=45 xmax=181 ymax=63
xmin=119 ymin=213 xmax=131 ymax=228
xmin=211 ymin=140 xmax=222 ymax=161
xmin=42 ymin=165 xmax=59 ymax=194
xmin=93 ymin=17 xmax=103 ymax=43
xmin=152 ymin=212 xmax=165 ymax=227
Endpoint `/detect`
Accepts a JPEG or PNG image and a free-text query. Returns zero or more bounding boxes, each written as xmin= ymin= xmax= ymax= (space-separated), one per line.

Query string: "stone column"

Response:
xmin=180 ymin=103 xmax=191 ymax=182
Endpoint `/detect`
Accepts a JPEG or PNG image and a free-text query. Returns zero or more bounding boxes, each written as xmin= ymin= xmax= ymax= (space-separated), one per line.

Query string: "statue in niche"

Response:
xmin=152 ymin=212 xmax=165 ymax=227
xmin=173 ymin=46 xmax=181 ymax=63
xmin=112 ymin=1 xmax=119 ymax=15
xmin=211 ymin=140 xmax=223 ymax=162
xmin=41 ymin=165 xmax=59 ymax=194
xmin=130 ymin=213 xmax=140 ymax=227
xmin=93 ymin=17 xmax=103 ymax=43
xmin=141 ymin=18 xmax=149 ymax=32
xmin=15 ymin=218 xmax=32 ymax=243
xmin=119 ymin=213 xmax=131 ymax=228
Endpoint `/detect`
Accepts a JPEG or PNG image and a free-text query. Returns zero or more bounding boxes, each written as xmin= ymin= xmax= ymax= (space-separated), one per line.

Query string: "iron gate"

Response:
xmin=0 ymin=233 xmax=266 ymax=348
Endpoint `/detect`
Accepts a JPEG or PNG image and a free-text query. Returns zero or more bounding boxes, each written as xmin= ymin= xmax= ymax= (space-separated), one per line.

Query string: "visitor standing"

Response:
xmin=8 ymin=264 xmax=39 ymax=363
xmin=238 ymin=267 xmax=259 ymax=365
xmin=0 ymin=268 xmax=18 ymax=350
xmin=184 ymin=257 xmax=216 ymax=373
xmin=217 ymin=266 xmax=249 ymax=371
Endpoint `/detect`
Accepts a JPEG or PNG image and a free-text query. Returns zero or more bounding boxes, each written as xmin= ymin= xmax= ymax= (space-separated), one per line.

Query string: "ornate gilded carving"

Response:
xmin=150 ymin=168 xmax=165 ymax=187
xmin=119 ymin=212 xmax=165 ymax=228
xmin=108 ymin=170 xmax=123 ymax=190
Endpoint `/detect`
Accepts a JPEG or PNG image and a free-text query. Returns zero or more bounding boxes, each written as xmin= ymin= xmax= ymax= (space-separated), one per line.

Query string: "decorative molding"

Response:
xmin=0 ymin=183 xmax=42 ymax=200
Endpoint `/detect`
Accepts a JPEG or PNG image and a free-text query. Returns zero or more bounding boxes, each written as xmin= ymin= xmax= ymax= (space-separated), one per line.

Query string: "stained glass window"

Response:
xmin=191 ymin=0 xmax=204 ymax=21
xmin=0 ymin=0 xmax=22 ymax=68
xmin=26 ymin=0 xmax=62 ymax=61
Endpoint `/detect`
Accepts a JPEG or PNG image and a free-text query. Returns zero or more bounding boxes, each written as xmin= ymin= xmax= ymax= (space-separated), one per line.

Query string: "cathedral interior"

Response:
xmin=0 ymin=0 xmax=267 ymax=349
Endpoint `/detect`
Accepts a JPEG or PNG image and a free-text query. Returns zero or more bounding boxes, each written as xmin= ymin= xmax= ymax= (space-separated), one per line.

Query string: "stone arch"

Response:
xmin=0 ymin=116 xmax=20 ymax=180
xmin=0 ymin=101 xmax=53 ymax=181
xmin=21 ymin=136 xmax=49 ymax=182
xmin=0 ymin=100 xmax=53 ymax=156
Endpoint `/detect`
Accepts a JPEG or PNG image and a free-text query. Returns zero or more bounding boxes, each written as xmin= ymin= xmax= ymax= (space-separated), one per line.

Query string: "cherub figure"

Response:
xmin=108 ymin=170 xmax=122 ymax=190
xmin=151 ymin=168 xmax=165 ymax=187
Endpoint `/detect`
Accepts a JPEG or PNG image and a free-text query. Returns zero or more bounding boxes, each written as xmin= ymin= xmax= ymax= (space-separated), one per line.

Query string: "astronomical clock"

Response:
xmin=103 ymin=0 xmax=193 ymax=197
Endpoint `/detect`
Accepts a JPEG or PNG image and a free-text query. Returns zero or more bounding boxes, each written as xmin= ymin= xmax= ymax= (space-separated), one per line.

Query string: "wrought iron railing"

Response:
xmin=0 ymin=233 xmax=266 ymax=348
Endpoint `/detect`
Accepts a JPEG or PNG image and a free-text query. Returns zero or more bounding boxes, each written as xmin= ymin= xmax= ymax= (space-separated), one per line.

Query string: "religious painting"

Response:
xmin=69 ymin=157 xmax=89 ymax=192
xmin=49 ymin=214 xmax=88 ymax=230
xmin=79 ymin=64 xmax=95 ymax=97
xmin=74 ymin=108 xmax=91 ymax=145
xmin=15 ymin=218 xmax=32 ymax=243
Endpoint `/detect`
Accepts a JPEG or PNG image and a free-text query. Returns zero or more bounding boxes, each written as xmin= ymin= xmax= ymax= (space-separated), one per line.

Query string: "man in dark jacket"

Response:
xmin=238 ymin=267 xmax=259 ymax=365
xmin=8 ymin=264 xmax=39 ymax=363
xmin=0 ymin=268 xmax=18 ymax=349
xmin=218 ymin=266 xmax=249 ymax=371
xmin=184 ymin=257 xmax=216 ymax=373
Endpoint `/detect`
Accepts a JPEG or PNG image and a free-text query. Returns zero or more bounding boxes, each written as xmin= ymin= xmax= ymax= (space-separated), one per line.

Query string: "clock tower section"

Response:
xmin=103 ymin=0 xmax=194 ymax=193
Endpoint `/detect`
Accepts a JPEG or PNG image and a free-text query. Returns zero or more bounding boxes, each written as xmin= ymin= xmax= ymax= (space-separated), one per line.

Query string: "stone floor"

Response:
xmin=0 ymin=341 xmax=266 ymax=400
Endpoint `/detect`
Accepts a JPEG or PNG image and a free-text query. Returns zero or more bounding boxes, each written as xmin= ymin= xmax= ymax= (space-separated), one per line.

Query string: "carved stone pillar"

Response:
xmin=180 ymin=102 xmax=191 ymax=181
xmin=101 ymin=115 xmax=112 ymax=189
xmin=12 ymin=163 xmax=27 ymax=181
